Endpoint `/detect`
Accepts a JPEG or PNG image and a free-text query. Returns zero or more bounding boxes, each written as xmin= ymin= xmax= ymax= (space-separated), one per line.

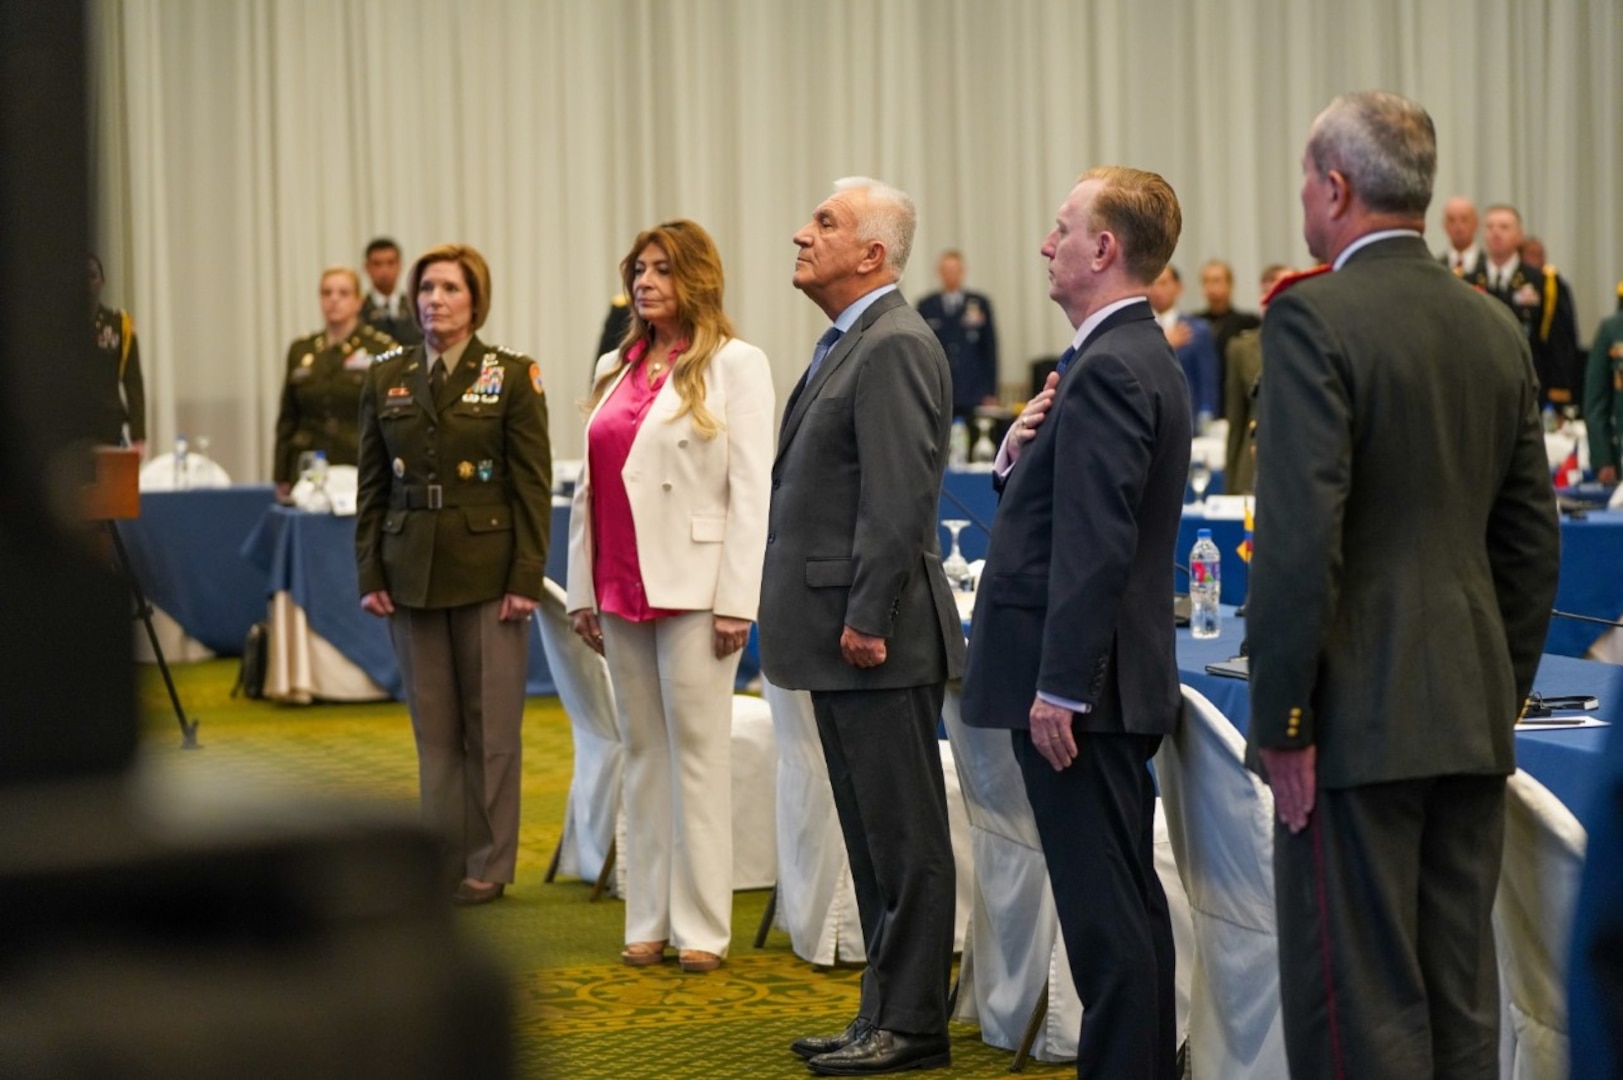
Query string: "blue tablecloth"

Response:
xmin=1550 ymin=510 xmax=1623 ymax=658
xmin=117 ymin=485 xmax=278 ymax=654
xmin=940 ymin=469 xmax=1254 ymax=604
xmin=1175 ymin=609 xmax=1621 ymax=830
xmin=241 ymin=505 xmax=571 ymax=700
xmin=945 ymin=474 xmax=1623 ymax=655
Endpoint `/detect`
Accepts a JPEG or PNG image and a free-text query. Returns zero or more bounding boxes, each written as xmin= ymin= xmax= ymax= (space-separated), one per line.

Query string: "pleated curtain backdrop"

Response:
xmin=88 ymin=0 xmax=1623 ymax=483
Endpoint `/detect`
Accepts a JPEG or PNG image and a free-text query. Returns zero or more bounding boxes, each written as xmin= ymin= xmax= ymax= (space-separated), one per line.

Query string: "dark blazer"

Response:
xmin=1248 ymin=235 xmax=1559 ymax=788
xmin=355 ymin=335 xmax=552 ymax=609
xmin=362 ymin=294 xmax=423 ymax=346
xmin=961 ymin=300 xmax=1191 ymax=734
xmin=916 ymin=289 xmax=999 ymax=413
xmin=758 ymin=289 xmax=966 ymax=691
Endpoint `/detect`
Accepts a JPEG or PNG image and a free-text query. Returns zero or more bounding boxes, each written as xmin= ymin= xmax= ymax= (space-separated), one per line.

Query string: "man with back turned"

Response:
xmin=1247 ymin=91 xmax=1559 ymax=1078
xmin=960 ymin=166 xmax=1191 ymax=1079
xmin=759 ymin=176 xmax=964 ymax=1076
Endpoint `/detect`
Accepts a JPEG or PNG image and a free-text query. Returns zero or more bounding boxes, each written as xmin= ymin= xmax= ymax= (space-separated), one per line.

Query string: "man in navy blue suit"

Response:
xmin=1147 ymin=264 xmax=1219 ymax=430
xmin=961 ymin=166 xmax=1191 ymax=1080
xmin=915 ymin=250 xmax=1000 ymax=420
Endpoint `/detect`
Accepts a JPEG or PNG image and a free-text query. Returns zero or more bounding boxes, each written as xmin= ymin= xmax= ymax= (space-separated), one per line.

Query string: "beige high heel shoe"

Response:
xmin=620 ymin=940 xmax=668 ymax=967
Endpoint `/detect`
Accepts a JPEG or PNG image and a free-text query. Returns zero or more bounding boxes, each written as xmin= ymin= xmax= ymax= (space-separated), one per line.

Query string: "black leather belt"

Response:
xmin=390 ymin=484 xmax=507 ymax=510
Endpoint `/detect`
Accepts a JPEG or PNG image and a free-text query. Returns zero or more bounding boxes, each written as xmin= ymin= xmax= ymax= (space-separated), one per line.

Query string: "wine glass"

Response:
xmin=970 ymin=417 xmax=997 ymax=464
xmin=1189 ymin=456 xmax=1212 ymax=511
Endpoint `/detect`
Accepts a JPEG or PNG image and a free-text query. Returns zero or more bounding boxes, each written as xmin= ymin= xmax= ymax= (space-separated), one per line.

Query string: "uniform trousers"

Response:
xmin=1014 ymin=730 xmax=1176 ymax=1080
xmin=812 ymin=683 xmax=956 ymax=1036
xmin=391 ymin=598 xmax=528 ymax=884
xmin=600 ymin=610 xmax=740 ymax=956
xmin=1274 ymin=774 xmax=1505 ymax=1080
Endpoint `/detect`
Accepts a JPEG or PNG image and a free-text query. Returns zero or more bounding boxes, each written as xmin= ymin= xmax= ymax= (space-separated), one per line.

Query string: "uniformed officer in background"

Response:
xmin=360 ymin=237 xmax=422 ymax=345
xmin=88 ymin=254 xmax=146 ymax=452
xmin=354 ymin=243 xmax=552 ymax=906
xmin=272 ymin=266 xmax=396 ymax=499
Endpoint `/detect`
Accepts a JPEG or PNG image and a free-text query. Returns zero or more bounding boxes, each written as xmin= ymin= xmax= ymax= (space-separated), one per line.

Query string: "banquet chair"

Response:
xmin=534 ymin=578 xmax=621 ymax=898
xmin=941 ymin=688 xmax=1193 ymax=1066
xmin=759 ymin=679 xmax=974 ymax=967
xmin=1154 ymin=685 xmax=1287 ymax=1079
xmin=138 ymin=452 xmax=231 ymax=490
xmin=1494 ymin=768 xmax=1586 ymax=1080
xmin=538 ymin=581 xmax=780 ymax=899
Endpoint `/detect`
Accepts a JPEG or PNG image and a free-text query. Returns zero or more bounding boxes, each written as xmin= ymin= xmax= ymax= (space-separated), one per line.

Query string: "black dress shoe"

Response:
xmin=806 ymin=1028 xmax=949 ymax=1075
xmin=791 ymin=1018 xmax=872 ymax=1060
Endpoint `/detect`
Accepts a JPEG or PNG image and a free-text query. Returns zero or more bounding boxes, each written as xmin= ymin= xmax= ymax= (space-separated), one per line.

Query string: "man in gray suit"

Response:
xmin=760 ymin=176 xmax=965 ymax=1076
xmin=1248 ymin=91 xmax=1559 ymax=1078
xmin=961 ymin=166 xmax=1190 ymax=1079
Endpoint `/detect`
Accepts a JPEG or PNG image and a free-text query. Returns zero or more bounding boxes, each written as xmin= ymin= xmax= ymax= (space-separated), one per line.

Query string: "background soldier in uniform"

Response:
xmin=88 ymin=254 xmax=145 ymax=451
xmin=273 ymin=266 xmax=396 ymax=498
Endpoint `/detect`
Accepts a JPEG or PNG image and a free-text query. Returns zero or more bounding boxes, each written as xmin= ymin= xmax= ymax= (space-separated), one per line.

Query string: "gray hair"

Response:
xmin=833 ymin=176 xmax=916 ymax=275
xmin=1307 ymin=91 xmax=1436 ymax=216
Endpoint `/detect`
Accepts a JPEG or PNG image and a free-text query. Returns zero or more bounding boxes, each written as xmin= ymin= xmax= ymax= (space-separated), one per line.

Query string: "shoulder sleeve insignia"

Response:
xmin=530 ymin=362 xmax=545 ymax=395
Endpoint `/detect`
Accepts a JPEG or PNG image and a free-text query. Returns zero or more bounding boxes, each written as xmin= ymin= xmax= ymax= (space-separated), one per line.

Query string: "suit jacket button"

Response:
xmin=661 ymin=481 xmax=672 ymax=491
xmin=678 ymin=439 xmax=689 ymax=449
xmin=767 ymin=533 xmax=776 ymax=544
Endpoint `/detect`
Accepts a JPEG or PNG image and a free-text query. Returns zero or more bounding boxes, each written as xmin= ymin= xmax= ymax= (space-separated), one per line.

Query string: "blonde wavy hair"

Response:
xmin=588 ymin=219 xmax=734 ymax=438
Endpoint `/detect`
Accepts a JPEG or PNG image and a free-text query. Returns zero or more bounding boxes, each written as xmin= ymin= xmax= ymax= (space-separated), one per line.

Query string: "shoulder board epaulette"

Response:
xmin=1262 ymin=264 xmax=1332 ymax=306
xmin=374 ymin=346 xmax=405 ymax=364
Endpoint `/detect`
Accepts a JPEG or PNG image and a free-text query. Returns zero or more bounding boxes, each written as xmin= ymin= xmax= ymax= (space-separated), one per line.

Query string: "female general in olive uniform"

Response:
xmin=273 ymin=267 xmax=396 ymax=497
xmin=354 ymin=243 xmax=552 ymax=905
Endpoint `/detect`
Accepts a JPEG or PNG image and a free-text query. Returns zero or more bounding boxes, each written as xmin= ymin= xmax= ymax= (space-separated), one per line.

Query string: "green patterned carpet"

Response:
xmin=138 ymin=661 xmax=1068 ymax=1079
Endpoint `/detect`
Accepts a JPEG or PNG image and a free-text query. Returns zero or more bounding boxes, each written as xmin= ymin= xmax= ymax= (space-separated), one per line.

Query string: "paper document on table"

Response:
xmin=1515 ymin=715 xmax=1609 ymax=731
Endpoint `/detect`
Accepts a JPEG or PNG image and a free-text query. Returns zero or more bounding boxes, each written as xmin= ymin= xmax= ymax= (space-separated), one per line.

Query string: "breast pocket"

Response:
xmin=380 ymin=401 xmax=419 ymax=422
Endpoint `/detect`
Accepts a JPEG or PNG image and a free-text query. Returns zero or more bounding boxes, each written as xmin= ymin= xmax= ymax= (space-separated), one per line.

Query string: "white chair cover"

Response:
xmin=1495 ymin=769 xmax=1586 ymax=1080
xmin=762 ymin=679 xmax=864 ymax=964
xmin=941 ymin=687 xmax=1192 ymax=1063
xmin=762 ymin=678 xmax=974 ymax=966
xmin=138 ymin=452 xmax=232 ymax=490
xmin=1155 ymin=685 xmax=1287 ymax=1079
xmin=535 ymin=579 xmax=623 ymax=887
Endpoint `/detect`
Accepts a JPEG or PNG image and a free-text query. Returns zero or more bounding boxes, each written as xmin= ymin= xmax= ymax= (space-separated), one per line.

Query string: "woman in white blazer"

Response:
xmin=567 ymin=220 xmax=774 ymax=973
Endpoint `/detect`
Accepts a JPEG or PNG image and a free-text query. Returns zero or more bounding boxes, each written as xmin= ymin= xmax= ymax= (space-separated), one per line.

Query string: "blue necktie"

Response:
xmin=1055 ymin=345 xmax=1077 ymax=376
xmin=807 ymin=326 xmax=843 ymax=382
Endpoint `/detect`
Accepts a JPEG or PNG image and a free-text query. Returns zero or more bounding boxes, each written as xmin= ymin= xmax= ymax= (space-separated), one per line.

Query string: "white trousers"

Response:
xmin=600 ymin=610 xmax=740 ymax=955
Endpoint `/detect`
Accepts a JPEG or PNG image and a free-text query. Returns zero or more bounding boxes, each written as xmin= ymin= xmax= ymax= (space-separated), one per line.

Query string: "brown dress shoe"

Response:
xmin=621 ymin=941 xmax=668 ymax=967
xmin=678 ymin=950 xmax=722 ymax=973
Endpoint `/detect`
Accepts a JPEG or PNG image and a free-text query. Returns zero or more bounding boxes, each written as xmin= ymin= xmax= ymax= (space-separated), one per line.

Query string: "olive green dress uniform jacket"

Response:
xmin=1248 ymin=236 xmax=1559 ymax=789
xmin=273 ymin=324 xmax=397 ymax=483
xmin=355 ymin=336 xmax=552 ymax=609
xmin=1583 ymin=309 xmax=1623 ymax=474
xmin=91 ymin=304 xmax=145 ymax=444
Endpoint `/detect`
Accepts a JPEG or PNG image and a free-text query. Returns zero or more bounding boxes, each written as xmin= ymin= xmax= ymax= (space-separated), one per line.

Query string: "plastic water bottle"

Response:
xmin=1190 ymin=528 xmax=1221 ymax=639
xmin=949 ymin=418 xmax=969 ymax=467
xmin=173 ymin=436 xmax=189 ymax=491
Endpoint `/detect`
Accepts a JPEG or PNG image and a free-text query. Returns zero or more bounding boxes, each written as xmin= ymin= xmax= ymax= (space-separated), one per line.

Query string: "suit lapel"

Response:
xmin=1067 ymin=300 xmax=1156 ymax=374
xmin=776 ymin=291 xmax=905 ymax=458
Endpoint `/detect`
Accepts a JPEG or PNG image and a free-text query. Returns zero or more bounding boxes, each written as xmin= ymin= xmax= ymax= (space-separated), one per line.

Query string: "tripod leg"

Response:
xmin=107 ymin=521 xmax=200 ymax=749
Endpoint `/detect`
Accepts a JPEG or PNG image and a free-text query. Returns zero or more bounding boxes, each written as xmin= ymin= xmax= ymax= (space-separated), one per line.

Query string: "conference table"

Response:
xmin=240 ymin=501 xmax=573 ymax=702
xmin=1176 ymin=610 xmax=1621 ymax=830
xmin=116 ymin=484 xmax=278 ymax=658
